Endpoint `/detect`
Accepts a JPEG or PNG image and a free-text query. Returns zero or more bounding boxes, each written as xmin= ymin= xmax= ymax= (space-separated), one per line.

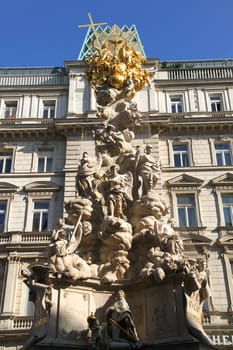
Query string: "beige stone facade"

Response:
xmin=0 ymin=59 xmax=233 ymax=348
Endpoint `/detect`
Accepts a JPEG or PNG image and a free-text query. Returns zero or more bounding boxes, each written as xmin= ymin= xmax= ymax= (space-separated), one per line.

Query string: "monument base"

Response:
xmin=30 ymin=276 xmax=215 ymax=350
xmin=34 ymin=341 xmax=207 ymax=350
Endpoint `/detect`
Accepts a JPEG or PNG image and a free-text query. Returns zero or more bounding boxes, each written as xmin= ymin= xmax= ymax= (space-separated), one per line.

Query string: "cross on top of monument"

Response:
xmin=78 ymin=12 xmax=107 ymax=52
xmin=77 ymin=13 xmax=146 ymax=60
xmin=78 ymin=12 xmax=107 ymax=31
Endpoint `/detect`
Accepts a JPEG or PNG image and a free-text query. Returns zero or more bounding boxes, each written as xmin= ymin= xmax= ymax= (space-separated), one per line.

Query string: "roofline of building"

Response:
xmin=0 ymin=57 xmax=233 ymax=73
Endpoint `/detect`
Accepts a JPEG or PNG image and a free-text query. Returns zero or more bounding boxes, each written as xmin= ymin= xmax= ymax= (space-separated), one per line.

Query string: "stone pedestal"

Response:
xmin=33 ymin=277 xmax=214 ymax=350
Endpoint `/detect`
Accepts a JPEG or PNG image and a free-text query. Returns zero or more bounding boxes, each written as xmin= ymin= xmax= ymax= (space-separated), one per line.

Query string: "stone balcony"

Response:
xmin=0 ymin=316 xmax=33 ymax=331
xmin=0 ymin=67 xmax=68 ymax=87
xmin=0 ymin=231 xmax=51 ymax=245
xmin=167 ymin=67 xmax=233 ymax=80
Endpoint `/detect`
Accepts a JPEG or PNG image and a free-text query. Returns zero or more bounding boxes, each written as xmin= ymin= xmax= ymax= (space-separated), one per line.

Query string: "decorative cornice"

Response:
xmin=1 ymin=113 xmax=233 ymax=139
xmin=209 ymin=172 xmax=233 ymax=187
xmin=0 ymin=182 xmax=18 ymax=193
xmin=24 ymin=181 xmax=60 ymax=193
xmin=166 ymin=173 xmax=204 ymax=188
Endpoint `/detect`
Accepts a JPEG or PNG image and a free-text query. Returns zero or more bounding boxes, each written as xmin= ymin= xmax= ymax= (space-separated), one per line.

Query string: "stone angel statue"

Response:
xmin=103 ymin=165 xmax=133 ymax=220
xmin=48 ymin=199 xmax=93 ymax=281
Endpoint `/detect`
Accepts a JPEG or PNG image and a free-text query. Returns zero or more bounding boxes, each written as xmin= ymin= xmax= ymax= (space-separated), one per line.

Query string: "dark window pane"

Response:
xmin=211 ymin=103 xmax=217 ymax=112
xmin=0 ymin=219 xmax=4 ymax=232
xmin=188 ymin=208 xmax=196 ymax=226
xmin=171 ymin=105 xmax=176 ymax=113
xmin=174 ymin=154 xmax=181 ymax=167
xmin=222 ymin=195 xmax=233 ymax=204
xmin=223 ymin=207 xmax=232 ymax=226
xmin=0 ymin=214 xmax=5 ymax=226
xmin=173 ymin=145 xmax=187 ymax=152
xmin=177 ymin=104 xmax=183 ymax=113
xmin=38 ymin=158 xmax=45 ymax=172
xmin=171 ymin=98 xmax=181 ymax=102
xmin=182 ymin=153 xmax=189 ymax=166
xmin=225 ymin=154 xmax=232 ymax=166
xmin=178 ymin=208 xmax=186 ymax=226
xmin=41 ymin=213 xmax=48 ymax=231
xmin=215 ymin=144 xmax=229 ymax=150
xmin=177 ymin=195 xmax=195 ymax=205
xmin=50 ymin=110 xmax=55 ymax=119
xmin=32 ymin=213 xmax=40 ymax=231
xmin=34 ymin=202 xmax=49 ymax=210
xmin=46 ymin=158 xmax=53 ymax=172
xmin=0 ymin=203 xmax=6 ymax=211
xmin=5 ymin=159 xmax=12 ymax=173
xmin=43 ymin=110 xmax=48 ymax=118
xmin=216 ymin=153 xmax=223 ymax=166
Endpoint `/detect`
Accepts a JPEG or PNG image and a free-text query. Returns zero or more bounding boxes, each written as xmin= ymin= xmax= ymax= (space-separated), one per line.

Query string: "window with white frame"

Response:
xmin=24 ymin=181 xmax=60 ymax=232
xmin=215 ymin=143 xmax=232 ymax=166
xmin=43 ymin=100 xmax=56 ymax=119
xmin=0 ymin=150 xmax=12 ymax=173
xmin=38 ymin=150 xmax=53 ymax=172
xmin=32 ymin=200 xmax=49 ymax=232
xmin=177 ymin=194 xmax=197 ymax=227
xmin=210 ymin=95 xmax=222 ymax=112
xmin=0 ymin=201 xmax=7 ymax=232
xmin=221 ymin=194 xmax=233 ymax=226
xmin=173 ymin=144 xmax=190 ymax=167
xmin=4 ymin=101 xmax=17 ymax=119
xmin=170 ymin=96 xmax=183 ymax=113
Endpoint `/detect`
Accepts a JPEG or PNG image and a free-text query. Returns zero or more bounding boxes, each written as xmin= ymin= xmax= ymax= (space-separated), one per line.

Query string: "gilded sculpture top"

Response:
xmin=78 ymin=13 xmax=152 ymax=100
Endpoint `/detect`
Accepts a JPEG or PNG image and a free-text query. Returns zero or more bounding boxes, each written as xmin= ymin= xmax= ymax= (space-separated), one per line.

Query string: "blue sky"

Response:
xmin=1 ymin=0 xmax=233 ymax=67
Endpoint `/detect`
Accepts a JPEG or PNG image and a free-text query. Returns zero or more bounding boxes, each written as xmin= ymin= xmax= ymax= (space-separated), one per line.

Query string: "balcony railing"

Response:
xmin=13 ymin=316 xmax=33 ymax=329
xmin=168 ymin=67 xmax=233 ymax=80
xmin=0 ymin=234 xmax=10 ymax=244
xmin=0 ymin=74 xmax=68 ymax=87
xmin=0 ymin=231 xmax=51 ymax=245
xmin=0 ymin=316 xmax=33 ymax=331
xmin=168 ymin=111 xmax=233 ymax=120
xmin=21 ymin=232 xmax=51 ymax=243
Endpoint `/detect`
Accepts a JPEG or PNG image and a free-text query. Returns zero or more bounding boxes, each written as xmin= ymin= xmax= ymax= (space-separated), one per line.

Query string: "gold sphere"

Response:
xmin=108 ymin=72 xmax=126 ymax=89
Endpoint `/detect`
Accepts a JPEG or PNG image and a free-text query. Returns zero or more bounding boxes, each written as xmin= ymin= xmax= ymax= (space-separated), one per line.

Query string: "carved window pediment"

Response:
xmin=182 ymin=233 xmax=213 ymax=256
xmin=24 ymin=181 xmax=60 ymax=194
xmin=218 ymin=235 xmax=233 ymax=248
xmin=210 ymin=172 xmax=233 ymax=187
xmin=0 ymin=182 xmax=18 ymax=194
xmin=166 ymin=173 xmax=204 ymax=189
xmin=182 ymin=233 xmax=213 ymax=245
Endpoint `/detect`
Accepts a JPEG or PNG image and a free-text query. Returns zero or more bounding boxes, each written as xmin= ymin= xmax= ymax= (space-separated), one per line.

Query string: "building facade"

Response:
xmin=0 ymin=46 xmax=233 ymax=348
